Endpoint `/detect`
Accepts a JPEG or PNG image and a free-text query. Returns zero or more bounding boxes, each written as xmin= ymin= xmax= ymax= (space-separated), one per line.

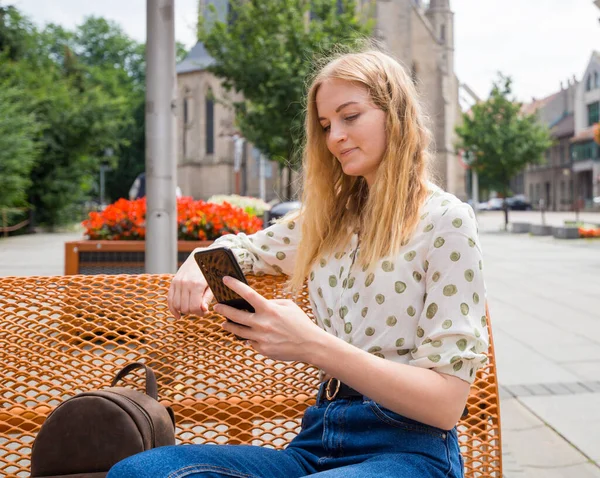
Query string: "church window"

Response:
xmin=183 ymin=91 xmax=193 ymax=160
xmin=206 ymin=88 xmax=215 ymax=155
xmin=184 ymin=96 xmax=194 ymax=126
xmin=595 ymin=71 xmax=599 ymax=89
xmin=440 ymin=24 xmax=446 ymax=42
xmin=586 ymin=74 xmax=592 ymax=92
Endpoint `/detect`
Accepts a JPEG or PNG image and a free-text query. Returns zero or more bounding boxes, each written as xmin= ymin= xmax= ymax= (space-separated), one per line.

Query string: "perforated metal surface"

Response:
xmin=0 ymin=275 xmax=501 ymax=477
xmin=77 ymin=251 xmax=192 ymax=275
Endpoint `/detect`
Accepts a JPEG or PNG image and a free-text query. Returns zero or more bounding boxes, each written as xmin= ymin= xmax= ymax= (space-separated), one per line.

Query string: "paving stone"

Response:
xmin=563 ymin=382 xmax=595 ymax=394
xmin=519 ymin=463 xmax=600 ymax=478
xmin=520 ymin=394 xmax=600 ymax=465
xmin=499 ymin=385 xmax=515 ymax=399
xmin=508 ymin=385 xmax=534 ymax=397
xmin=525 ymin=383 xmax=553 ymax=396
xmin=583 ymin=381 xmax=600 ymax=392
xmin=543 ymin=382 xmax=573 ymax=395
xmin=502 ymin=425 xmax=589 ymax=468
xmin=555 ymin=346 xmax=600 ymax=363
xmin=563 ymin=362 xmax=600 ymax=382
xmin=503 ymin=469 xmax=526 ymax=478
xmin=500 ymin=397 xmax=544 ymax=431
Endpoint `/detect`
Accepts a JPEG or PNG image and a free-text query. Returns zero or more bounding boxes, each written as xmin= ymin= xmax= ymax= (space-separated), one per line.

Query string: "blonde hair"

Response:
xmin=288 ymin=48 xmax=432 ymax=291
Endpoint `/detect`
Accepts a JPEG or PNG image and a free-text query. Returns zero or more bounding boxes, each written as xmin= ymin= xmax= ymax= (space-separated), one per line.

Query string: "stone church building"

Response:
xmin=176 ymin=0 xmax=466 ymax=201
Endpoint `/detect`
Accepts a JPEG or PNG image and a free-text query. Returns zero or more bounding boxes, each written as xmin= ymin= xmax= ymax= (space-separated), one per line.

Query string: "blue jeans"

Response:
xmin=108 ymin=384 xmax=464 ymax=478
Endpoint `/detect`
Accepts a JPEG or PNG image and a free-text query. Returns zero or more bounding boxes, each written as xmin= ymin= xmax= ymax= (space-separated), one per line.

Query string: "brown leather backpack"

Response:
xmin=30 ymin=363 xmax=176 ymax=478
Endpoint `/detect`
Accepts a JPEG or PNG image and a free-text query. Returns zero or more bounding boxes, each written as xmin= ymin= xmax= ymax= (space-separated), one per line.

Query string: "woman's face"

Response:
xmin=316 ymin=78 xmax=387 ymax=188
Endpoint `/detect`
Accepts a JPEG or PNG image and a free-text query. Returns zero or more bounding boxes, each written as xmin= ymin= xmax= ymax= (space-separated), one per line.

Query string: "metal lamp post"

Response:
xmin=145 ymin=0 xmax=178 ymax=273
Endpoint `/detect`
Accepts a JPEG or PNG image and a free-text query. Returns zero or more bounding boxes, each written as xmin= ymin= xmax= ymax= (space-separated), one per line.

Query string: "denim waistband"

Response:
xmin=315 ymin=379 xmax=368 ymax=406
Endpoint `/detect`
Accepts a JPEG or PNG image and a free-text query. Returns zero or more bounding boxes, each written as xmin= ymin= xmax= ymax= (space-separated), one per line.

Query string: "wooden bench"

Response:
xmin=0 ymin=274 xmax=502 ymax=477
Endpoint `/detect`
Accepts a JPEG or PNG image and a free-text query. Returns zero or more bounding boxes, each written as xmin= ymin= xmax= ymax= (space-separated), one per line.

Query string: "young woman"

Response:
xmin=109 ymin=49 xmax=489 ymax=478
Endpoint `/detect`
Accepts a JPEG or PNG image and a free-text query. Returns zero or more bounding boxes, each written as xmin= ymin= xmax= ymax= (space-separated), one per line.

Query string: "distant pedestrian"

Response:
xmin=128 ymin=173 xmax=146 ymax=200
xmin=129 ymin=172 xmax=182 ymax=200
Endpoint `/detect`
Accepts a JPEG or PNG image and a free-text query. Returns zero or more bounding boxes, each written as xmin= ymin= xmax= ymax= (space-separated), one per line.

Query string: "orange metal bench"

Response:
xmin=0 ymin=274 xmax=501 ymax=477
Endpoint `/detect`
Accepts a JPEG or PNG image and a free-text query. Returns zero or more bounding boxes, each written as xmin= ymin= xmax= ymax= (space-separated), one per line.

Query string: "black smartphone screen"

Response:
xmin=194 ymin=247 xmax=255 ymax=313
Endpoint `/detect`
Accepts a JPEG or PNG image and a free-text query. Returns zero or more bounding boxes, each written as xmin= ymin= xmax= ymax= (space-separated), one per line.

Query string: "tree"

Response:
xmin=455 ymin=74 xmax=553 ymax=229
xmin=0 ymin=7 xmax=189 ymax=225
xmin=72 ymin=17 xmax=188 ymax=202
xmin=0 ymin=6 xmax=40 ymax=213
xmin=0 ymin=15 xmax=131 ymax=226
xmin=199 ymin=0 xmax=374 ymax=199
xmin=0 ymin=81 xmax=40 ymax=209
xmin=0 ymin=4 xmax=37 ymax=61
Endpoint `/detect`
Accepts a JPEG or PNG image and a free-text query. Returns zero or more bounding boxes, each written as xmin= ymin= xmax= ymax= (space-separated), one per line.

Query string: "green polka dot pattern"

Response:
xmin=208 ymin=183 xmax=489 ymax=384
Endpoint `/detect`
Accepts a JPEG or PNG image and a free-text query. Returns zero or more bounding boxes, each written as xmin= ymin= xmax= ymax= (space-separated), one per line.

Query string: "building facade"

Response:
xmin=572 ymin=51 xmax=600 ymax=209
xmin=176 ymin=41 xmax=280 ymax=201
xmin=177 ymin=0 xmax=466 ymax=200
xmin=521 ymin=79 xmax=578 ymax=211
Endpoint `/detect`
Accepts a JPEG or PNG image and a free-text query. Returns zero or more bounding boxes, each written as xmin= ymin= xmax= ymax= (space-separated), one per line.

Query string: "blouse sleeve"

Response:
xmin=409 ymin=203 xmax=490 ymax=383
xmin=193 ymin=214 xmax=302 ymax=276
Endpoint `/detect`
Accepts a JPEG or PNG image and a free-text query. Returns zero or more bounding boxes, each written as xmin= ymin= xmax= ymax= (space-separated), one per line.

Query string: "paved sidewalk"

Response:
xmin=480 ymin=222 xmax=600 ymax=477
xmin=2 ymin=218 xmax=600 ymax=477
xmin=476 ymin=209 xmax=600 ymax=231
xmin=0 ymin=231 xmax=83 ymax=276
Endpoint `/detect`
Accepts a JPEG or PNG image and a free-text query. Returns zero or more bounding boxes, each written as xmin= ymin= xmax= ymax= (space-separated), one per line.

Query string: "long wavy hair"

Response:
xmin=287 ymin=49 xmax=433 ymax=291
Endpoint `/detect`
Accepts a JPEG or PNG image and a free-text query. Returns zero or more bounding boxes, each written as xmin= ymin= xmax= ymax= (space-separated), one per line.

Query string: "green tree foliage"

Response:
xmin=455 ymin=74 xmax=553 ymax=228
xmin=72 ymin=17 xmax=188 ymax=203
xmin=0 ymin=7 xmax=188 ymax=226
xmin=0 ymin=4 xmax=36 ymax=61
xmin=0 ymin=81 xmax=40 ymax=209
xmin=0 ymin=26 xmax=129 ymax=225
xmin=199 ymin=0 xmax=374 ymax=199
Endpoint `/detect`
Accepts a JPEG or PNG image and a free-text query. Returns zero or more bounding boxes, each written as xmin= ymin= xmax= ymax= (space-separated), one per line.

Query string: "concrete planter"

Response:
xmin=530 ymin=225 xmax=553 ymax=236
xmin=552 ymin=227 xmax=581 ymax=239
xmin=511 ymin=222 xmax=531 ymax=233
xmin=64 ymin=240 xmax=213 ymax=275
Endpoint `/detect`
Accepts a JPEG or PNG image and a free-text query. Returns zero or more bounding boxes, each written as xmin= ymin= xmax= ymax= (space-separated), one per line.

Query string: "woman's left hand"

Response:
xmin=213 ymin=276 xmax=327 ymax=362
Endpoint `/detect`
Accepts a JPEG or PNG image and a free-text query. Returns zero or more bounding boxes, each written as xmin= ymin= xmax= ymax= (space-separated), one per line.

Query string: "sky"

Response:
xmin=10 ymin=0 xmax=600 ymax=105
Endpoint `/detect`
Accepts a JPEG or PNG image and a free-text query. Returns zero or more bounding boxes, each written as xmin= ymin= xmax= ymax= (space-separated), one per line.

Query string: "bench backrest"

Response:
xmin=0 ymin=274 xmax=501 ymax=477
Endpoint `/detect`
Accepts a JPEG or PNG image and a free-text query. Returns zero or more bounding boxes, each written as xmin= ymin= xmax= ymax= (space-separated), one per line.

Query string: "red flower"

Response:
xmin=82 ymin=197 xmax=263 ymax=240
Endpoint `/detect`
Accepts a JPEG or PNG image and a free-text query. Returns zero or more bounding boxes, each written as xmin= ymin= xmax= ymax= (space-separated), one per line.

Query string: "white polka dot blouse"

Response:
xmin=203 ymin=183 xmax=489 ymax=384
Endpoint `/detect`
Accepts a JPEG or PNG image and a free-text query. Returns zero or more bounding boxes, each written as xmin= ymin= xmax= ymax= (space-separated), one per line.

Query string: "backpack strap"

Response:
xmin=111 ymin=362 xmax=158 ymax=400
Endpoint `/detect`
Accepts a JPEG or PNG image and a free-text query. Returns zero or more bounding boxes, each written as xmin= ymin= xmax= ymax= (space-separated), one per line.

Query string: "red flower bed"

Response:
xmin=83 ymin=197 xmax=263 ymax=240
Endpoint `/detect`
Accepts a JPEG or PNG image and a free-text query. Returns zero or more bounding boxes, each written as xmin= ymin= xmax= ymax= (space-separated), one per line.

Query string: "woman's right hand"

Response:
xmin=168 ymin=251 xmax=214 ymax=319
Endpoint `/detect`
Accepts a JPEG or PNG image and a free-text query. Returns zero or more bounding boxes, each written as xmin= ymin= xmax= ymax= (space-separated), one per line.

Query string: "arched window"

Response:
xmin=586 ymin=74 xmax=592 ymax=92
xmin=440 ymin=24 xmax=446 ymax=42
xmin=182 ymin=88 xmax=193 ymax=160
xmin=183 ymin=98 xmax=188 ymax=159
xmin=183 ymin=93 xmax=194 ymax=126
xmin=206 ymin=88 xmax=215 ymax=155
xmin=595 ymin=71 xmax=599 ymax=89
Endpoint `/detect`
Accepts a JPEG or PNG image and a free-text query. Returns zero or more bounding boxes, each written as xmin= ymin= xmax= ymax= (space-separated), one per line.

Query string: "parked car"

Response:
xmin=266 ymin=201 xmax=301 ymax=224
xmin=505 ymin=195 xmax=532 ymax=211
xmin=486 ymin=198 xmax=505 ymax=211
xmin=477 ymin=201 xmax=491 ymax=211
xmin=478 ymin=196 xmax=532 ymax=211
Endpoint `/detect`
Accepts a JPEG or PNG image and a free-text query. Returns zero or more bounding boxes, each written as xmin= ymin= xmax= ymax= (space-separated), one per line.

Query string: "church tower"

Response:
xmin=425 ymin=0 xmax=454 ymax=78
xmin=178 ymin=0 xmax=466 ymax=199
xmin=425 ymin=0 xmax=464 ymax=197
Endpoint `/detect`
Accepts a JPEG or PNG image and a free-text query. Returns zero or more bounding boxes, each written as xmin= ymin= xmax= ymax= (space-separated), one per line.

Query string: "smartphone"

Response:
xmin=194 ymin=247 xmax=255 ymax=313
